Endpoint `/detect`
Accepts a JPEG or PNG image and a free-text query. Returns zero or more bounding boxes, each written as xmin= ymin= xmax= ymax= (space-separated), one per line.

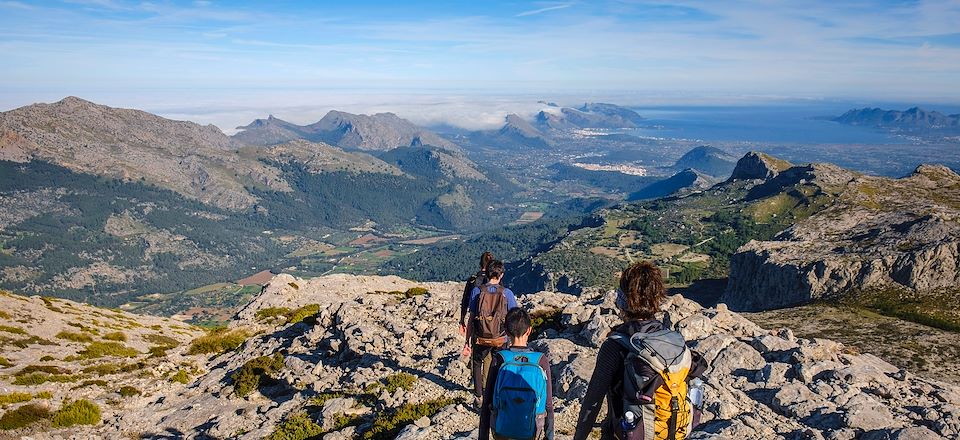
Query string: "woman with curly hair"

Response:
xmin=573 ymin=261 xmax=707 ymax=440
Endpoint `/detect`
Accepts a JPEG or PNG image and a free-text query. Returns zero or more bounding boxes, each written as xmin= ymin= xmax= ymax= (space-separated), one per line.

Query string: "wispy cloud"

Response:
xmin=516 ymin=2 xmax=573 ymax=17
xmin=1 ymin=0 xmax=959 ymax=117
xmin=0 ymin=1 xmax=33 ymax=9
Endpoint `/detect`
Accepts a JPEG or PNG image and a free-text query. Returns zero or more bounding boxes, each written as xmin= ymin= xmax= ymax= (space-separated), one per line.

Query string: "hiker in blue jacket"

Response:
xmin=465 ymin=260 xmax=518 ymax=408
xmin=479 ymin=307 xmax=554 ymax=440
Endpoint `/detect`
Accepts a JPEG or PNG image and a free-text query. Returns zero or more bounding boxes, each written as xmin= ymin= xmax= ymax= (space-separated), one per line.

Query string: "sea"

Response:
xmin=623 ymin=102 xmax=960 ymax=176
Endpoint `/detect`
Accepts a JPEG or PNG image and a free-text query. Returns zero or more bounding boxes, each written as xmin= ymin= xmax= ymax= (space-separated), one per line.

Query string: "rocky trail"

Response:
xmin=2 ymin=274 xmax=959 ymax=439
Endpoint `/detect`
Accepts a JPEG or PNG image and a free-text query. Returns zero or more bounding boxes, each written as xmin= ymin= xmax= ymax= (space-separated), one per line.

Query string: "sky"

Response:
xmin=1 ymin=0 xmax=959 ymax=131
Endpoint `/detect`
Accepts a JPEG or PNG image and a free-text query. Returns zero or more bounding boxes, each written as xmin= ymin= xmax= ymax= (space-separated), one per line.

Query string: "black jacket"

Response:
xmin=572 ymin=319 xmax=708 ymax=440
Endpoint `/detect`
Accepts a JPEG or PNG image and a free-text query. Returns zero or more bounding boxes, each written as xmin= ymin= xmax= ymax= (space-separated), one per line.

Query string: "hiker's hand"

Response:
xmin=458 ymin=323 xmax=466 ymax=336
xmin=461 ymin=344 xmax=471 ymax=357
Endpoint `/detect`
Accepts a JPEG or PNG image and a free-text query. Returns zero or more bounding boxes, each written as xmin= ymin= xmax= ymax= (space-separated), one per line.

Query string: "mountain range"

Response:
xmin=387 ymin=150 xmax=960 ymax=333
xmin=0 ymin=97 xmax=513 ymax=309
xmin=469 ymin=102 xmax=647 ymax=150
xmin=832 ymin=107 xmax=960 ymax=136
xmin=233 ymin=111 xmax=460 ymax=152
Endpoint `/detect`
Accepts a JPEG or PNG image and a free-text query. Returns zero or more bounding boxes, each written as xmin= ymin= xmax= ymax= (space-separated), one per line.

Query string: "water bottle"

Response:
xmin=620 ymin=411 xmax=637 ymax=431
xmin=688 ymin=378 xmax=704 ymax=409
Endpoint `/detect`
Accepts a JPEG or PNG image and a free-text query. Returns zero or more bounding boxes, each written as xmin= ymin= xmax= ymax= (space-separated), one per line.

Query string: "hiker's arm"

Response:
xmin=541 ymin=353 xmax=555 ymax=440
xmin=463 ymin=312 xmax=474 ymax=355
xmin=478 ymin=355 xmax=501 ymax=440
xmin=464 ymin=288 xmax=479 ymax=352
xmin=689 ymin=350 xmax=708 ymax=379
xmin=572 ymin=339 xmax=620 ymax=440
xmin=459 ymin=279 xmax=473 ymax=327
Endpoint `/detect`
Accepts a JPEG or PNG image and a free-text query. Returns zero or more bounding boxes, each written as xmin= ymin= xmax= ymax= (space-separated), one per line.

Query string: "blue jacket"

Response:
xmin=468 ymin=283 xmax=518 ymax=315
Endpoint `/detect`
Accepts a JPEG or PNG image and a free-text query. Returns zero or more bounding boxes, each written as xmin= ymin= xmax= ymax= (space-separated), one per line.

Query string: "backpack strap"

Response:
xmin=499 ymin=349 xmax=543 ymax=366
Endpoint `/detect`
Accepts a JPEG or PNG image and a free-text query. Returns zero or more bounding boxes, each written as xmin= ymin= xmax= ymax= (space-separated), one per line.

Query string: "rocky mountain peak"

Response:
xmin=56 ymin=95 xmax=98 ymax=107
xmin=913 ymin=164 xmax=960 ymax=181
xmin=728 ymin=151 xmax=793 ymax=181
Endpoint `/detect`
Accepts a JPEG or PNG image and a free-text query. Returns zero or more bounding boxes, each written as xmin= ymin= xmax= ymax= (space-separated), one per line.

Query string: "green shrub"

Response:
xmin=12 ymin=373 xmax=81 ymax=385
xmin=169 ymin=370 xmax=190 ymax=384
xmin=118 ymin=386 xmax=141 ymax=397
xmin=362 ymin=398 xmax=458 ymax=439
xmin=329 ymin=413 xmax=363 ymax=431
xmin=15 ymin=365 xmax=70 ymax=376
xmin=0 ymin=357 xmax=11 ymax=368
xmin=255 ymin=307 xmax=292 ymax=321
xmin=143 ymin=334 xmax=179 ymax=347
xmin=0 ymin=310 xmax=10 ymax=319
xmin=403 ymin=287 xmax=429 ymax=298
xmin=268 ymin=412 xmax=322 ymax=440
xmin=285 ymin=304 xmax=320 ymax=325
xmin=81 ymin=362 xmax=141 ymax=375
xmin=39 ymin=355 xmax=55 ymax=362
xmin=530 ymin=309 xmax=563 ymax=338
xmin=56 ymin=331 xmax=94 ymax=343
xmin=41 ymin=297 xmax=63 ymax=313
xmin=0 ymin=325 xmax=26 ymax=335
xmin=0 ymin=403 xmax=51 ymax=430
xmin=0 ymin=391 xmax=53 ymax=405
xmin=231 ymin=353 xmax=284 ymax=397
xmin=78 ymin=341 xmax=139 ymax=359
xmin=51 ymin=399 xmax=100 ymax=428
xmin=307 ymin=391 xmax=344 ymax=408
xmin=71 ymin=380 xmax=108 ymax=390
xmin=148 ymin=345 xmax=172 ymax=358
xmin=67 ymin=322 xmax=99 ymax=334
xmin=7 ymin=335 xmax=57 ymax=348
xmin=288 ymin=282 xmax=300 ymax=290
xmin=0 ymin=392 xmax=33 ymax=405
xmin=381 ymin=373 xmax=417 ymax=394
xmin=187 ymin=328 xmax=251 ymax=355
xmin=102 ymin=332 xmax=127 ymax=342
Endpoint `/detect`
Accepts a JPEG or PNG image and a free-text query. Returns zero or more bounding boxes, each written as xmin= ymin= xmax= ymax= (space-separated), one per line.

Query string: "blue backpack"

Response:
xmin=492 ymin=349 xmax=548 ymax=440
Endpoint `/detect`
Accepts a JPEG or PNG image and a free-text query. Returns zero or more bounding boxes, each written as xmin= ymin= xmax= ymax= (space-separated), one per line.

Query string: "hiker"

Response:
xmin=460 ymin=251 xmax=495 ymax=336
xmin=479 ymin=308 xmax=554 ymax=440
xmin=465 ymin=260 xmax=518 ymax=407
xmin=573 ymin=261 xmax=708 ymax=440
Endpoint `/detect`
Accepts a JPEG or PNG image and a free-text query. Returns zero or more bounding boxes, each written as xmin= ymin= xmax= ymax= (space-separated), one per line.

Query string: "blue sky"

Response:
xmin=1 ymin=0 xmax=959 ymax=130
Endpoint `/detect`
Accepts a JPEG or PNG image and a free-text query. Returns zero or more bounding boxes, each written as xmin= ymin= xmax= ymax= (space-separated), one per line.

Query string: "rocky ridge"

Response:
xmin=833 ymin=107 xmax=960 ymax=133
xmin=671 ymin=145 xmax=738 ymax=179
xmin=233 ymin=111 xmax=460 ymax=152
xmin=4 ymin=274 xmax=955 ymax=439
xmin=628 ymin=168 xmax=717 ymax=201
xmin=0 ymin=97 xmax=290 ymax=210
xmin=724 ymin=160 xmax=960 ymax=311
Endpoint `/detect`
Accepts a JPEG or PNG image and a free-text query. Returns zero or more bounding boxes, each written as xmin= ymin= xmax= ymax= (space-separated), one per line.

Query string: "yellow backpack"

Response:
xmin=610 ymin=328 xmax=697 ymax=440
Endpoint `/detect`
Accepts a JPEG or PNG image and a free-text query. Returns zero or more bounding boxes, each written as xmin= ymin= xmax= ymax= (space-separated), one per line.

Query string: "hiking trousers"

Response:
xmin=471 ymin=345 xmax=495 ymax=400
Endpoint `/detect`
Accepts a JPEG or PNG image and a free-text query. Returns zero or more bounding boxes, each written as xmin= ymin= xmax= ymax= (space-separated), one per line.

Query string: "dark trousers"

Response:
xmin=471 ymin=345 xmax=495 ymax=400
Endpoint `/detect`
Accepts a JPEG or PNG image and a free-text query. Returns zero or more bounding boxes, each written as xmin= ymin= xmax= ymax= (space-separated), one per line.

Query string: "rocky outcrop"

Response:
xmin=727 ymin=151 xmax=793 ymax=181
xmin=5 ymin=274 xmax=953 ymax=439
xmin=724 ymin=164 xmax=960 ymax=311
xmin=671 ymin=145 xmax=737 ymax=178
xmin=628 ymin=168 xmax=717 ymax=201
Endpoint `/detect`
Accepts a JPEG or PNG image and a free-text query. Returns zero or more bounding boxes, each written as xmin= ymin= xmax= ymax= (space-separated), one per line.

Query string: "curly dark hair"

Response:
xmin=619 ymin=261 xmax=666 ymax=320
xmin=480 ymin=251 xmax=495 ymax=270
